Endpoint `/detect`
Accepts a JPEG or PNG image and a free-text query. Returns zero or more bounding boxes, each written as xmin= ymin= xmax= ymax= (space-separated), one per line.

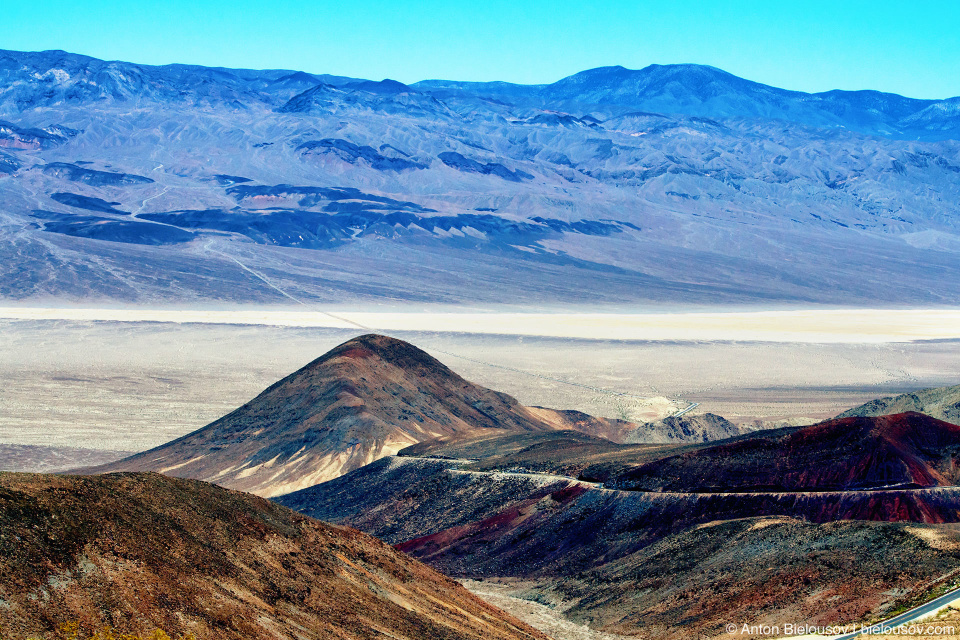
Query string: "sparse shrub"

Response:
xmin=42 ymin=623 xmax=194 ymax=640
xmin=57 ymin=623 xmax=79 ymax=640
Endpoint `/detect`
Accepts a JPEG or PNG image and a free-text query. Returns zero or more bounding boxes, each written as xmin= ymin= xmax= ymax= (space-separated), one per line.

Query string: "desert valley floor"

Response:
xmin=2 ymin=308 xmax=959 ymax=454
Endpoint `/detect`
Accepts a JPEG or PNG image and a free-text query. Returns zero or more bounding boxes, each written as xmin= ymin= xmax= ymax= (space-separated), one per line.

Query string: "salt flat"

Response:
xmin=0 ymin=309 xmax=958 ymax=456
xmin=3 ymin=307 xmax=960 ymax=342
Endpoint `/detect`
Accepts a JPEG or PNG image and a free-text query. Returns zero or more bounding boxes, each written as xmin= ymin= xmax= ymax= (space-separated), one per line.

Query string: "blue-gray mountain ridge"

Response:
xmin=1 ymin=49 xmax=958 ymax=305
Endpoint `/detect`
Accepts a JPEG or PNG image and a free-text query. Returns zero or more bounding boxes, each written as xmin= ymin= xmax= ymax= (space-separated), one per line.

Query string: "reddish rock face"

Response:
xmin=610 ymin=412 xmax=960 ymax=492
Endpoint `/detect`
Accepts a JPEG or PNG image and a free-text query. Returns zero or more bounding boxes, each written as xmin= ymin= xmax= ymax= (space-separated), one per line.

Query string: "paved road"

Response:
xmin=402 ymin=455 xmax=960 ymax=639
xmin=835 ymin=584 xmax=960 ymax=639
xmin=673 ymin=402 xmax=700 ymax=418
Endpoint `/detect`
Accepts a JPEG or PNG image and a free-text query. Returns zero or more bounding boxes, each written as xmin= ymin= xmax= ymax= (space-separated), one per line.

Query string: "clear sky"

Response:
xmin=2 ymin=0 xmax=958 ymax=99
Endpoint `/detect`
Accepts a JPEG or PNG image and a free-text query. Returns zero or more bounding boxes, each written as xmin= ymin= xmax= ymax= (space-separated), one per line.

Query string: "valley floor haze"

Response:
xmin=1 ymin=311 xmax=958 ymax=453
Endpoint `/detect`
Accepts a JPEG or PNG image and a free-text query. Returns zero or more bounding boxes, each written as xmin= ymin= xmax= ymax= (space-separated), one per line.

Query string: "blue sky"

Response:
xmin=2 ymin=0 xmax=958 ymax=99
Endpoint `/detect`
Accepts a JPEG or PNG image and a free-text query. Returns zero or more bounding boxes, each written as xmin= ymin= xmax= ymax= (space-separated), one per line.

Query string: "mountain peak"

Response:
xmin=319 ymin=332 xmax=456 ymax=372
xmin=554 ymin=62 xmax=737 ymax=84
xmin=345 ymin=78 xmax=414 ymax=94
xmin=85 ymin=334 xmax=570 ymax=496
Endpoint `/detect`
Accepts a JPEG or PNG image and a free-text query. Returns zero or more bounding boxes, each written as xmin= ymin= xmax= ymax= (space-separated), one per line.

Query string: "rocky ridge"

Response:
xmin=0 ymin=471 xmax=550 ymax=640
xmin=838 ymin=384 xmax=960 ymax=424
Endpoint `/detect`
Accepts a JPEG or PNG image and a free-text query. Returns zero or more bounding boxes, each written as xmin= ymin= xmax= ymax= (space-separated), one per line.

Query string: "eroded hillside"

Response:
xmin=0 ymin=471 xmax=551 ymax=640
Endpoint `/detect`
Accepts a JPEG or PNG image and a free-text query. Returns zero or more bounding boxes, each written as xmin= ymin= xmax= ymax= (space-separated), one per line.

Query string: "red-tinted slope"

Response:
xmin=611 ymin=412 xmax=960 ymax=492
xmin=0 ymin=471 xmax=550 ymax=640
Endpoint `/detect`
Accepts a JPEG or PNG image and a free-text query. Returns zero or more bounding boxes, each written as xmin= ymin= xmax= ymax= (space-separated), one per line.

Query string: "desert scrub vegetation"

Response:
xmin=1 ymin=622 xmax=198 ymax=640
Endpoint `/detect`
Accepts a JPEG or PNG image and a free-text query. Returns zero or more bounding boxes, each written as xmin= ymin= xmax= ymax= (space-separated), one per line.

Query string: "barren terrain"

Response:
xmin=461 ymin=579 xmax=632 ymax=640
xmin=1 ymin=312 xmax=958 ymax=458
xmin=278 ymin=455 xmax=960 ymax=639
xmin=0 ymin=471 xmax=550 ymax=640
xmin=0 ymin=443 xmax=132 ymax=472
xmin=4 ymin=52 xmax=960 ymax=308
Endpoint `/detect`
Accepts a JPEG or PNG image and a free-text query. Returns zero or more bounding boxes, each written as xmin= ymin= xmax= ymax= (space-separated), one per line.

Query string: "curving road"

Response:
xmin=834 ymin=584 xmax=960 ymax=639
xmin=400 ymin=456 xmax=960 ymax=639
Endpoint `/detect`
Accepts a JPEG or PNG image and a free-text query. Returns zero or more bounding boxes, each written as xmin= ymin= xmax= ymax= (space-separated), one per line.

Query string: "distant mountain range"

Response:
xmin=1 ymin=49 xmax=959 ymax=305
xmin=426 ymin=63 xmax=960 ymax=140
xmin=5 ymin=51 xmax=957 ymax=139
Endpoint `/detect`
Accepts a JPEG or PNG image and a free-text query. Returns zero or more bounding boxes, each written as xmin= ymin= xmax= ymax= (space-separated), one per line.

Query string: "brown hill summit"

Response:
xmin=611 ymin=412 xmax=960 ymax=492
xmin=838 ymin=383 xmax=960 ymax=424
xmin=87 ymin=334 xmax=627 ymax=497
xmin=0 ymin=471 xmax=550 ymax=640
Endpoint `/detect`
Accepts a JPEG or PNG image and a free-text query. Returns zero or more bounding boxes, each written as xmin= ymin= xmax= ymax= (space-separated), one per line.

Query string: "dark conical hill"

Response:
xmin=88 ymin=334 xmax=607 ymax=496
